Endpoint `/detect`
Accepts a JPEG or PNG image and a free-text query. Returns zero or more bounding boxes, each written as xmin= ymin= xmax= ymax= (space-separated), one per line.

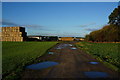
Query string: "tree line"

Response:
xmin=85 ymin=5 xmax=120 ymax=42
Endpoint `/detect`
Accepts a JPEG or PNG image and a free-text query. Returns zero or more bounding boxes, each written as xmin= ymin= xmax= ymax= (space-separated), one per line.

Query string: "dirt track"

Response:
xmin=22 ymin=42 xmax=120 ymax=79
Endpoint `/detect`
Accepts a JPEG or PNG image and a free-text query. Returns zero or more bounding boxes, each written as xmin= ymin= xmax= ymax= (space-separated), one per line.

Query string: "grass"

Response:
xmin=2 ymin=41 xmax=58 ymax=79
xmin=76 ymin=42 xmax=120 ymax=71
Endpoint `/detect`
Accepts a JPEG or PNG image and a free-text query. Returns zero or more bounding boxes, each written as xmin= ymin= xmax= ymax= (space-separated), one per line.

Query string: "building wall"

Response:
xmin=60 ymin=37 xmax=74 ymax=41
xmin=0 ymin=27 xmax=27 ymax=42
xmin=74 ymin=38 xmax=85 ymax=41
xmin=79 ymin=38 xmax=84 ymax=41
xmin=27 ymin=36 xmax=42 ymax=41
xmin=59 ymin=37 xmax=85 ymax=41
xmin=28 ymin=36 xmax=41 ymax=40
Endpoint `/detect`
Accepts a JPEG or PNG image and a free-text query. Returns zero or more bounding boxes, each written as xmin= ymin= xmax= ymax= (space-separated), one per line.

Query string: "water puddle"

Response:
xmin=48 ymin=52 xmax=54 ymax=55
xmin=63 ymin=44 xmax=68 ymax=47
xmin=71 ymin=47 xmax=77 ymax=50
xmin=56 ymin=44 xmax=68 ymax=49
xmin=26 ymin=61 xmax=59 ymax=70
xmin=69 ymin=44 xmax=73 ymax=46
xmin=56 ymin=47 xmax=62 ymax=49
xmin=84 ymin=71 xmax=108 ymax=78
xmin=89 ymin=62 xmax=99 ymax=64
xmin=56 ymin=44 xmax=73 ymax=49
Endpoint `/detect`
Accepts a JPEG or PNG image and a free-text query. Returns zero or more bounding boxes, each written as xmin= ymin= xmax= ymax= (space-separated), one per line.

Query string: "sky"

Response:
xmin=1 ymin=2 xmax=118 ymax=37
xmin=1 ymin=0 xmax=120 ymax=2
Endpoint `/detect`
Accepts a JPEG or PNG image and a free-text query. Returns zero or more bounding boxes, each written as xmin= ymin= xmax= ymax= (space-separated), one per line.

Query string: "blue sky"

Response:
xmin=2 ymin=2 xmax=118 ymax=37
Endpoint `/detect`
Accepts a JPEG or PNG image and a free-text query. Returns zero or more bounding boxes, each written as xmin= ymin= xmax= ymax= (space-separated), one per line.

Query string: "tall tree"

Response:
xmin=108 ymin=4 xmax=120 ymax=26
xmin=108 ymin=8 xmax=119 ymax=25
xmin=85 ymin=5 xmax=120 ymax=42
xmin=118 ymin=5 xmax=120 ymax=25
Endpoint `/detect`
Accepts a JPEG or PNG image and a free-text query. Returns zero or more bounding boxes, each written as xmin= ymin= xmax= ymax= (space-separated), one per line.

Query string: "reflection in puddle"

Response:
xmin=89 ymin=62 xmax=99 ymax=64
xmin=84 ymin=71 xmax=108 ymax=78
xmin=56 ymin=44 xmax=73 ymax=49
xmin=69 ymin=44 xmax=73 ymax=46
xmin=71 ymin=47 xmax=77 ymax=50
xmin=63 ymin=44 xmax=68 ymax=46
xmin=48 ymin=52 xmax=54 ymax=54
xmin=56 ymin=47 xmax=61 ymax=49
xmin=26 ymin=61 xmax=59 ymax=70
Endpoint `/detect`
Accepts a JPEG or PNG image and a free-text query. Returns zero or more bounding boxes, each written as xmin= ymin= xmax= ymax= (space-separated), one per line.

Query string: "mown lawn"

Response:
xmin=76 ymin=42 xmax=120 ymax=71
xmin=2 ymin=41 xmax=58 ymax=79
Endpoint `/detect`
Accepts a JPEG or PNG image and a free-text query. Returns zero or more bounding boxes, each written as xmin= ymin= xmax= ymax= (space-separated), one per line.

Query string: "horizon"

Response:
xmin=1 ymin=2 xmax=118 ymax=37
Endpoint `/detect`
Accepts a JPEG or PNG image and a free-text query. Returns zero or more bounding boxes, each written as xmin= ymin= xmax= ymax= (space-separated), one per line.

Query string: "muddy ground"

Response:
xmin=21 ymin=42 xmax=120 ymax=80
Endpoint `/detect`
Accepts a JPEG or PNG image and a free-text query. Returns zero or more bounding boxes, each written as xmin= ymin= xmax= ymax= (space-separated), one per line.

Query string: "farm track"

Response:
xmin=22 ymin=42 xmax=120 ymax=79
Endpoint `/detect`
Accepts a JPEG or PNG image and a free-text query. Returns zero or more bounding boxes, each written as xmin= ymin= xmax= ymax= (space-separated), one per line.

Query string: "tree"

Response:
xmin=108 ymin=5 xmax=120 ymax=26
xmin=85 ymin=25 xmax=120 ymax=42
xmin=85 ymin=5 xmax=120 ymax=42
xmin=118 ymin=5 xmax=120 ymax=25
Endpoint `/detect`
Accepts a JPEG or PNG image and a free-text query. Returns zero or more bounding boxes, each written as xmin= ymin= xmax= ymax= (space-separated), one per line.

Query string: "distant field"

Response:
xmin=2 ymin=41 xmax=57 ymax=79
xmin=76 ymin=42 xmax=120 ymax=71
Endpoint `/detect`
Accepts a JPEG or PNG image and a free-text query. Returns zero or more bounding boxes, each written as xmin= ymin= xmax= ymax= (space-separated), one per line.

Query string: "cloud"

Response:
xmin=85 ymin=28 xmax=99 ymax=31
xmin=58 ymin=32 xmax=86 ymax=37
xmin=0 ymin=19 xmax=44 ymax=28
xmin=40 ymin=29 xmax=56 ymax=31
xmin=0 ymin=19 xmax=18 ymax=26
xmin=0 ymin=19 xmax=57 ymax=32
xmin=79 ymin=23 xmax=96 ymax=27
xmin=25 ymin=25 xmax=58 ymax=32
xmin=22 ymin=25 xmax=43 ymax=28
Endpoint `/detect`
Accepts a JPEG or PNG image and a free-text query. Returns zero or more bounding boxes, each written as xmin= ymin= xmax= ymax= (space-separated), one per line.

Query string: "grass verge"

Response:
xmin=2 ymin=41 xmax=58 ymax=79
xmin=76 ymin=42 xmax=120 ymax=72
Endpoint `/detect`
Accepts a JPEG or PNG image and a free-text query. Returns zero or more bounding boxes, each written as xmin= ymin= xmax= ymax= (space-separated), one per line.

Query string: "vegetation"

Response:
xmin=108 ymin=6 xmax=120 ymax=25
xmin=85 ymin=6 xmax=120 ymax=42
xmin=85 ymin=25 xmax=120 ymax=42
xmin=2 ymin=41 xmax=57 ymax=79
xmin=108 ymin=8 xmax=120 ymax=25
xmin=76 ymin=42 xmax=120 ymax=71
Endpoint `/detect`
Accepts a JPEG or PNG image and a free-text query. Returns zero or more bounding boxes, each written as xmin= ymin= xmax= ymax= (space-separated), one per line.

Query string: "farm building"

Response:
xmin=58 ymin=37 xmax=85 ymax=41
xmin=41 ymin=36 xmax=58 ymax=41
xmin=74 ymin=37 xmax=85 ymax=41
xmin=0 ymin=27 xmax=27 ymax=42
xmin=27 ymin=35 xmax=42 ymax=41
xmin=27 ymin=36 xmax=58 ymax=41
xmin=59 ymin=37 xmax=75 ymax=41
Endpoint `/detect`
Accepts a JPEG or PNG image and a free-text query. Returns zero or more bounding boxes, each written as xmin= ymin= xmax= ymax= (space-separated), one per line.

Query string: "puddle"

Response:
xmin=57 ymin=44 xmax=73 ymax=49
xmin=56 ymin=47 xmax=61 ymax=49
xmin=84 ymin=71 xmax=108 ymax=78
xmin=89 ymin=62 xmax=99 ymax=64
xmin=48 ymin=52 xmax=54 ymax=54
xmin=69 ymin=44 xmax=73 ymax=46
xmin=63 ymin=44 xmax=68 ymax=46
xmin=71 ymin=47 xmax=77 ymax=50
xmin=26 ymin=61 xmax=59 ymax=70
xmin=56 ymin=44 xmax=68 ymax=49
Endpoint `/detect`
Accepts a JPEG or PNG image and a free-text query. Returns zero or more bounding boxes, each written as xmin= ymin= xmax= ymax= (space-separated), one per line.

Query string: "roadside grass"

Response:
xmin=76 ymin=42 xmax=120 ymax=71
xmin=2 ymin=41 xmax=58 ymax=79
